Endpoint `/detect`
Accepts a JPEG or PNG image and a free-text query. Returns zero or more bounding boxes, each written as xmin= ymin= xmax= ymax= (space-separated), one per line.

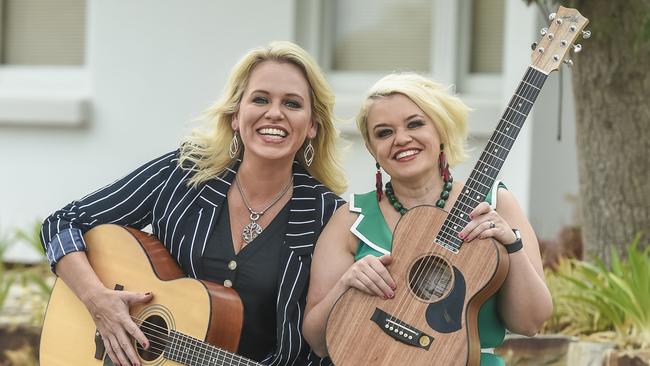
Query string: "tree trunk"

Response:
xmin=570 ymin=0 xmax=650 ymax=262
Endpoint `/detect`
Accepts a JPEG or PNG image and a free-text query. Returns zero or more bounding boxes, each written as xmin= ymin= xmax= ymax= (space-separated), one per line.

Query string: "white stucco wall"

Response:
xmin=0 ymin=0 xmax=296 ymax=261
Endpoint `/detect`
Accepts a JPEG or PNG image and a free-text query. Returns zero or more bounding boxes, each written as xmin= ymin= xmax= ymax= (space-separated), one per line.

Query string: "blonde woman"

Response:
xmin=303 ymin=73 xmax=552 ymax=366
xmin=41 ymin=41 xmax=346 ymax=366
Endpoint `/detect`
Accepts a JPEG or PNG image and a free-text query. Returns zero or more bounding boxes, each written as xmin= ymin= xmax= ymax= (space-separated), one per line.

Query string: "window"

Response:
xmin=0 ymin=0 xmax=88 ymax=126
xmin=328 ymin=0 xmax=432 ymax=73
xmin=458 ymin=0 xmax=505 ymax=92
xmin=0 ymin=0 xmax=86 ymax=65
xmin=297 ymin=0 xmax=505 ymax=94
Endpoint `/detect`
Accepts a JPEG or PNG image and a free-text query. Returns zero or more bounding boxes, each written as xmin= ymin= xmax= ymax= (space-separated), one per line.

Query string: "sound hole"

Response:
xmin=137 ymin=315 xmax=168 ymax=361
xmin=408 ymin=255 xmax=454 ymax=302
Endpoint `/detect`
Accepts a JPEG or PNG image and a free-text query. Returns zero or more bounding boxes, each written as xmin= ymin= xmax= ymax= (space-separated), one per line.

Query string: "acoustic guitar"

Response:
xmin=326 ymin=6 xmax=589 ymax=366
xmin=40 ymin=224 xmax=263 ymax=366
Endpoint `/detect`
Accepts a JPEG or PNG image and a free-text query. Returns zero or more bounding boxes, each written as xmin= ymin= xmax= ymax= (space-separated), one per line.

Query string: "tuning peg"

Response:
xmin=563 ymin=59 xmax=574 ymax=67
xmin=531 ymin=42 xmax=538 ymax=50
xmin=582 ymin=30 xmax=592 ymax=39
xmin=573 ymin=44 xmax=582 ymax=53
xmin=549 ymin=12 xmax=556 ymax=21
xmin=541 ymin=27 xmax=548 ymax=35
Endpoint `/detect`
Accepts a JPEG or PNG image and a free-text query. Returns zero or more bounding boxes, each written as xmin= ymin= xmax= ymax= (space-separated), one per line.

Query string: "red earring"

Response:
xmin=375 ymin=162 xmax=383 ymax=201
xmin=439 ymin=144 xmax=451 ymax=182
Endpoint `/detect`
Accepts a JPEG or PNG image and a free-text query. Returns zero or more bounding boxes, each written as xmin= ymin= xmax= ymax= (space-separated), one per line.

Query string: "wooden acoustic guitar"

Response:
xmin=326 ymin=7 xmax=589 ymax=366
xmin=40 ymin=224 xmax=263 ymax=366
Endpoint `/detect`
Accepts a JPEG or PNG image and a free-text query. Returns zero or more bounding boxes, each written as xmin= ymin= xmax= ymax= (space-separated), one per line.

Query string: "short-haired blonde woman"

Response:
xmin=303 ymin=73 xmax=552 ymax=366
xmin=41 ymin=41 xmax=346 ymax=366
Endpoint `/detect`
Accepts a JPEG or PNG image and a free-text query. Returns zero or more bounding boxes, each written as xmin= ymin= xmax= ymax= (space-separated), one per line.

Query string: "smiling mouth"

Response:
xmin=258 ymin=127 xmax=288 ymax=139
xmin=394 ymin=149 xmax=420 ymax=160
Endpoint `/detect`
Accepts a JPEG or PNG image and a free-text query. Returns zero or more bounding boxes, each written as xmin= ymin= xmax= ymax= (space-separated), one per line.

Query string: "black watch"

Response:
xmin=505 ymin=229 xmax=523 ymax=254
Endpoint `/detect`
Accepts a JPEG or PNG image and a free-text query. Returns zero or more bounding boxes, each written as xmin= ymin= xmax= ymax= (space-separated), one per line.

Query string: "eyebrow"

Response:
xmin=249 ymin=89 xmax=306 ymax=101
xmin=405 ymin=113 xmax=425 ymax=121
xmin=372 ymin=114 xmax=426 ymax=130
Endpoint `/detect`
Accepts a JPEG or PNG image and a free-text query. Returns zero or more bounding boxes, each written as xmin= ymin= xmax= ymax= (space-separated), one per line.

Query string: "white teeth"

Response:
xmin=258 ymin=128 xmax=287 ymax=137
xmin=395 ymin=149 xmax=419 ymax=159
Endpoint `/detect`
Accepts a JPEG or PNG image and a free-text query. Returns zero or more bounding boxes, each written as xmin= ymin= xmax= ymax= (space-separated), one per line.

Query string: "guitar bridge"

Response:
xmin=371 ymin=308 xmax=433 ymax=350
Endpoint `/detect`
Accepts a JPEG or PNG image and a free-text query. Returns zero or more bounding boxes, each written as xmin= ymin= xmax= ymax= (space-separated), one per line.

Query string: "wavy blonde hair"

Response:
xmin=356 ymin=73 xmax=469 ymax=167
xmin=179 ymin=41 xmax=346 ymax=194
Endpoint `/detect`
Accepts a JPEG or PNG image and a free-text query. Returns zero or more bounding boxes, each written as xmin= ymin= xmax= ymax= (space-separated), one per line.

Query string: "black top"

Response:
xmin=201 ymin=199 xmax=288 ymax=361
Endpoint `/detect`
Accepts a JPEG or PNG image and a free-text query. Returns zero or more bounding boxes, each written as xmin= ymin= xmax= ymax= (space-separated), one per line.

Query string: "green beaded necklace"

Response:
xmin=385 ymin=178 xmax=453 ymax=215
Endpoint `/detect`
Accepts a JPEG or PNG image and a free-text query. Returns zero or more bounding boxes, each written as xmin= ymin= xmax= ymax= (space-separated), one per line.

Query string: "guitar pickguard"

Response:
xmin=425 ymin=267 xmax=465 ymax=333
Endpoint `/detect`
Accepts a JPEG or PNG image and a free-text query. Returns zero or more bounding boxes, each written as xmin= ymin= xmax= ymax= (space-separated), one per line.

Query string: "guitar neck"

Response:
xmin=435 ymin=66 xmax=548 ymax=252
xmin=165 ymin=330 xmax=263 ymax=366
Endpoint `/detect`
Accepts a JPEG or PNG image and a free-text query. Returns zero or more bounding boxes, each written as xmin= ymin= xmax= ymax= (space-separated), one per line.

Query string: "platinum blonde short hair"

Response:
xmin=356 ymin=73 xmax=469 ymax=167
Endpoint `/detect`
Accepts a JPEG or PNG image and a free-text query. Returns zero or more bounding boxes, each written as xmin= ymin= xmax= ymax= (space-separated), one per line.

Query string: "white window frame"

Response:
xmin=456 ymin=0 xmax=505 ymax=94
xmin=0 ymin=0 xmax=89 ymax=127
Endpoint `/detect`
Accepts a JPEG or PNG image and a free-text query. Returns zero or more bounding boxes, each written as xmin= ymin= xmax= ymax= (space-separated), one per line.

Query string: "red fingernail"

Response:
xmin=458 ymin=233 xmax=465 ymax=239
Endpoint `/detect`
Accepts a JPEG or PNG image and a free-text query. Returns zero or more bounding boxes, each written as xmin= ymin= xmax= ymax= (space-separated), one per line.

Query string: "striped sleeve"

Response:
xmin=40 ymin=150 xmax=179 ymax=271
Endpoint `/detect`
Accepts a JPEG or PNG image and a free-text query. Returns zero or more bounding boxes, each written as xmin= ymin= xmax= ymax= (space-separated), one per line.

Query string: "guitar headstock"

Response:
xmin=531 ymin=6 xmax=589 ymax=74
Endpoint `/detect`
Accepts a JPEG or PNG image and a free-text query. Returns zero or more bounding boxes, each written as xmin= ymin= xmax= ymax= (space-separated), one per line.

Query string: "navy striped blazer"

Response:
xmin=41 ymin=149 xmax=345 ymax=366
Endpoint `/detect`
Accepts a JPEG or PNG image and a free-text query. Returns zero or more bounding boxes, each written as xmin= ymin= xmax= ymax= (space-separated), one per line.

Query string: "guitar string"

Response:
xmin=126 ymin=315 xmax=261 ymax=366
xmin=388 ymin=67 xmax=544 ymax=329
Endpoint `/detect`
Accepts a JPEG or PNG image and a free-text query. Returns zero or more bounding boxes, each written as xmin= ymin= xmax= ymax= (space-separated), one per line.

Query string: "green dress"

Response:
xmin=349 ymin=183 xmax=507 ymax=366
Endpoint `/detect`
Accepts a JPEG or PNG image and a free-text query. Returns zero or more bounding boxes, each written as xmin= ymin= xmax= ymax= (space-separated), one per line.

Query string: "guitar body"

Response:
xmin=327 ymin=205 xmax=509 ymax=366
xmin=40 ymin=224 xmax=244 ymax=366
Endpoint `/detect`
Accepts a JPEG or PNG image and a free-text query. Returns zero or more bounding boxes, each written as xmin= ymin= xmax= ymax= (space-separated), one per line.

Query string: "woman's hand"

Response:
xmin=339 ymin=254 xmax=396 ymax=299
xmin=459 ymin=201 xmax=517 ymax=246
xmin=82 ymin=288 xmax=153 ymax=366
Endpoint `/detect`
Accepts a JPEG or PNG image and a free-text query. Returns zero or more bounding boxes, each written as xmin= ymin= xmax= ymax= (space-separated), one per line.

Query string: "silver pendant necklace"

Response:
xmin=235 ymin=176 xmax=293 ymax=245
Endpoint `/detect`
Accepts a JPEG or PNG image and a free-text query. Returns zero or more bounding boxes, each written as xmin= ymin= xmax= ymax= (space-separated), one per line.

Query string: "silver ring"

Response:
xmin=489 ymin=221 xmax=496 ymax=229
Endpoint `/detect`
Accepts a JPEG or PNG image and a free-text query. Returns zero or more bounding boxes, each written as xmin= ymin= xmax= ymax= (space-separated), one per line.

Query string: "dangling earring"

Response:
xmin=375 ymin=162 xmax=383 ymax=201
xmin=438 ymin=143 xmax=452 ymax=182
xmin=304 ymin=139 xmax=315 ymax=167
xmin=229 ymin=131 xmax=239 ymax=159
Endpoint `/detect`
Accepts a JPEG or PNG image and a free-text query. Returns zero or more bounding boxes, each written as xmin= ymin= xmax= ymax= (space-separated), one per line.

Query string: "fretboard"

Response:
xmin=435 ymin=66 xmax=548 ymax=253
xmin=165 ymin=330 xmax=263 ymax=366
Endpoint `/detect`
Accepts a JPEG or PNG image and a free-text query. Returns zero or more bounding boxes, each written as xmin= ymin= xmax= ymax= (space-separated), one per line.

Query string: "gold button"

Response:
xmin=223 ymin=279 xmax=232 ymax=288
xmin=419 ymin=335 xmax=431 ymax=347
xmin=228 ymin=260 xmax=237 ymax=270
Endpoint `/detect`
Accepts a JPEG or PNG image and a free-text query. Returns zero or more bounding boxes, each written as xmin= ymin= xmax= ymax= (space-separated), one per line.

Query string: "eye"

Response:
xmin=252 ymin=96 xmax=269 ymax=104
xmin=375 ymin=128 xmax=393 ymax=138
xmin=407 ymin=119 xmax=425 ymax=128
xmin=285 ymin=99 xmax=302 ymax=109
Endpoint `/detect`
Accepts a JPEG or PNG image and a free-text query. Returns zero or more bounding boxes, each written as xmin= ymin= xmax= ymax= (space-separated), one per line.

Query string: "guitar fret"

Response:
xmin=488 ymin=131 xmax=512 ymax=150
xmin=506 ymin=106 xmax=527 ymax=117
xmin=521 ymin=79 xmax=541 ymax=90
xmin=513 ymin=93 xmax=533 ymax=105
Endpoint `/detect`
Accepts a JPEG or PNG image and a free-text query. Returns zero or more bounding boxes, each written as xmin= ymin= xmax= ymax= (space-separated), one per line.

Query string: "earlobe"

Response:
xmin=231 ymin=113 xmax=239 ymax=131
xmin=308 ymin=118 xmax=319 ymax=139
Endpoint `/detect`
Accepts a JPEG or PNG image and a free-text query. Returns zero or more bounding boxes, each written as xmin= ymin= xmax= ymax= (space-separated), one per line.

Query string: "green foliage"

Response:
xmin=0 ymin=230 xmax=15 ymax=312
xmin=13 ymin=220 xmax=45 ymax=257
xmin=543 ymin=235 xmax=650 ymax=349
xmin=0 ymin=220 xmax=53 ymax=326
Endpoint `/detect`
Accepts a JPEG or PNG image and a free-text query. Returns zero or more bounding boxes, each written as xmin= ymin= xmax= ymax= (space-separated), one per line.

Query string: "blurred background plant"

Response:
xmin=4 ymin=220 xmax=53 ymax=326
xmin=0 ymin=227 xmax=15 ymax=314
xmin=542 ymin=234 xmax=650 ymax=350
xmin=0 ymin=220 xmax=51 ymax=366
